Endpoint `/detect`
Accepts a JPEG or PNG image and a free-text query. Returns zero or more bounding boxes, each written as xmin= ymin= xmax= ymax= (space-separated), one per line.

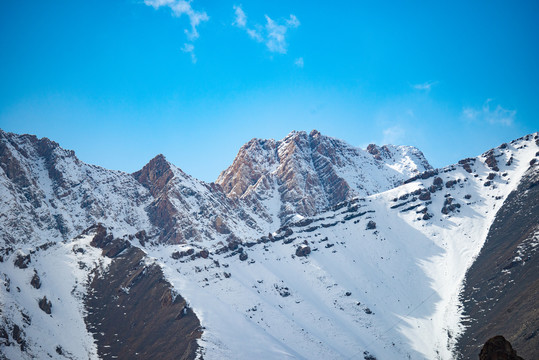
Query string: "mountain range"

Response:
xmin=0 ymin=129 xmax=537 ymax=359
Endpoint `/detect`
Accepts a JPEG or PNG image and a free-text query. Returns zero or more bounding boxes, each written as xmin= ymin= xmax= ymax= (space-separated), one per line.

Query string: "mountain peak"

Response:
xmin=217 ymin=130 xmax=432 ymax=224
xmin=309 ymin=129 xmax=321 ymax=138
xmin=133 ymin=154 xmax=174 ymax=197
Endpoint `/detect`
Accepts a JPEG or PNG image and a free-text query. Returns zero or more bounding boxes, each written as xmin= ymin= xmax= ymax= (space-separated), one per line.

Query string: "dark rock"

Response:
xmin=487 ymin=173 xmax=497 ymax=180
xmin=31 ymin=271 xmax=41 ymax=289
xmin=530 ymin=158 xmax=537 ymax=166
xmin=433 ymin=177 xmax=443 ymax=186
xmin=420 ymin=169 xmax=438 ymax=180
xmin=239 ymin=253 xmax=248 ymax=261
xmin=103 ymin=240 xmax=130 ymax=258
xmin=445 ymin=180 xmax=457 ymax=188
xmin=39 ymin=296 xmax=52 ymax=314
xmin=484 ymin=181 xmax=492 ymax=187
xmin=295 ymin=245 xmax=311 ymax=257
xmin=464 ymin=194 xmax=472 ymax=200
xmin=12 ymin=324 xmax=24 ymax=345
xmin=14 ymin=252 xmax=31 ymax=269
xmin=56 ymin=345 xmax=63 ymax=355
xmin=479 ymin=335 xmax=524 ymax=360
xmin=85 ymin=244 xmax=201 ymax=360
xmin=419 ymin=191 xmax=431 ymax=201
xmin=463 ymin=163 xmax=473 ymax=173
xmin=398 ymin=193 xmax=409 ymax=201
xmin=422 ymin=213 xmax=432 ymax=220
xmin=134 ymin=230 xmax=148 ymax=246
xmin=456 ymin=162 xmax=539 ymax=359
xmin=199 ymin=249 xmax=209 ymax=259
xmin=363 ymin=351 xmax=377 ymax=360
xmin=0 ymin=325 xmax=8 ymax=346
xmin=366 ymin=220 xmax=376 ymax=230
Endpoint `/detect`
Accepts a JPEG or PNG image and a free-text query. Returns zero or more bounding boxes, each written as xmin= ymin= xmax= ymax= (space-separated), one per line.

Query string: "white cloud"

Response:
xmin=246 ymin=28 xmax=263 ymax=42
xmin=294 ymin=57 xmax=304 ymax=68
xmin=462 ymin=99 xmax=516 ymax=126
xmin=232 ymin=5 xmax=300 ymax=54
xmin=232 ymin=5 xmax=263 ymax=41
xmin=412 ymin=80 xmax=438 ymax=92
xmin=382 ymin=126 xmax=406 ymax=145
xmin=233 ymin=5 xmax=247 ymax=28
xmin=286 ymin=14 xmax=300 ymax=28
xmin=144 ymin=0 xmax=209 ymax=42
xmin=181 ymin=43 xmax=197 ymax=63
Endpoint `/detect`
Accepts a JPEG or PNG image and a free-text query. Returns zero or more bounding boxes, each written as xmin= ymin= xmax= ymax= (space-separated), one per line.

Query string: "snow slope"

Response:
xmin=0 ymin=229 xmax=109 ymax=359
xmin=145 ymin=133 xmax=539 ymax=359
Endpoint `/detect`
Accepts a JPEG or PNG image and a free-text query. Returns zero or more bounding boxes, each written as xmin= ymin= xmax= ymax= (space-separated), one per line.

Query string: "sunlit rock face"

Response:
xmin=217 ymin=129 xmax=432 ymax=224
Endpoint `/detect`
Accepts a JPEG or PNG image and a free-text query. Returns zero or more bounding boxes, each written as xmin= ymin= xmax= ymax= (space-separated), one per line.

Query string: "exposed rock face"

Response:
xmin=85 ymin=226 xmax=201 ymax=360
xmin=38 ymin=296 xmax=52 ymax=314
xmin=217 ymin=130 xmax=432 ymax=225
xmin=457 ymin=161 xmax=539 ymax=359
xmin=479 ymin=336 xmax=524 ymax=360
xmin=132 ymin=154 xmax=264 ymax=244
xmin=295 ymin=245 xmax=311 ymax=257
xmin=30 ymin=271 xmax=41 ymax=289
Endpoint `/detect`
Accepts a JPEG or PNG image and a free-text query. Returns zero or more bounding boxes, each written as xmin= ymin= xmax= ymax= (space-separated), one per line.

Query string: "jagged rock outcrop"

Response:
xmin=132 ymin=154 xmax=264 ymax=244
xmin=479 ymin=336 xmax=524 ymax=360
xmin=217 ymin=130 xmax=432 ymax=224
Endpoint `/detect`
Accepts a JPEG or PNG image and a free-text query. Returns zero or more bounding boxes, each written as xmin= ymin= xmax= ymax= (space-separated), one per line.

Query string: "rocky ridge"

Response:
xmin=217 ymin=129 xmax=432 ymax=225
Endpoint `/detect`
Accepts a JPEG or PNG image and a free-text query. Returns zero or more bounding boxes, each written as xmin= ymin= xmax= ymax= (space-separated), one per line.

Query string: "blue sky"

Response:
xmin=1 ymin=0 xmax=537 ymax=182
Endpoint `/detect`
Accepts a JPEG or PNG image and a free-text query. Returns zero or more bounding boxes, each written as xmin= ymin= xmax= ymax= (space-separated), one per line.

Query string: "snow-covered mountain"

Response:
xmin=0 ymin=130 xmax=153 ymax=245
xmin=0 ymin=129 xmax=537 ymax=360
xmin=217 ymin=130 xmax=431 ymax=225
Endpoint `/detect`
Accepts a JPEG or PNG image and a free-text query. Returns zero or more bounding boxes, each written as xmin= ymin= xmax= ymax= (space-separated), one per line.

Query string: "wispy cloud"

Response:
xmin=233 ymin=5 xmax=247 ymax=27
xmin=382 ymin=125 xmax=406 ymax=145
xmin=412 ymin=80 xmax=439 ymax=92
xmin=181 ymin=43 xmax=196 ymax=63
xmin=232 ymin=5 xmax=300 ymax=54
xmin=294 ymin=57 xmax=304 ymax=68
xmin=462 ymin=99 xmax=516 ymax=126
xmin=144 ymin=0 xmax=208 ymax=61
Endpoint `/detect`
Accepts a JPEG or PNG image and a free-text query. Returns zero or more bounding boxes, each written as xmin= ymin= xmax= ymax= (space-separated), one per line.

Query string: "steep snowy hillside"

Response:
xmin=0 ymin=225 xmax=201 ymax=360
xmin=456 ymin=143 xmax=539 ymax=359
xmin=0 ymin=130 xmax=268 ymax=247
xmin=145 ymin=133 xmax=538 ymax=359
xmin=217 ymin=130 xmax=431 ymax=225
xmin=132 ymin=154 xmax=267 ymax=244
